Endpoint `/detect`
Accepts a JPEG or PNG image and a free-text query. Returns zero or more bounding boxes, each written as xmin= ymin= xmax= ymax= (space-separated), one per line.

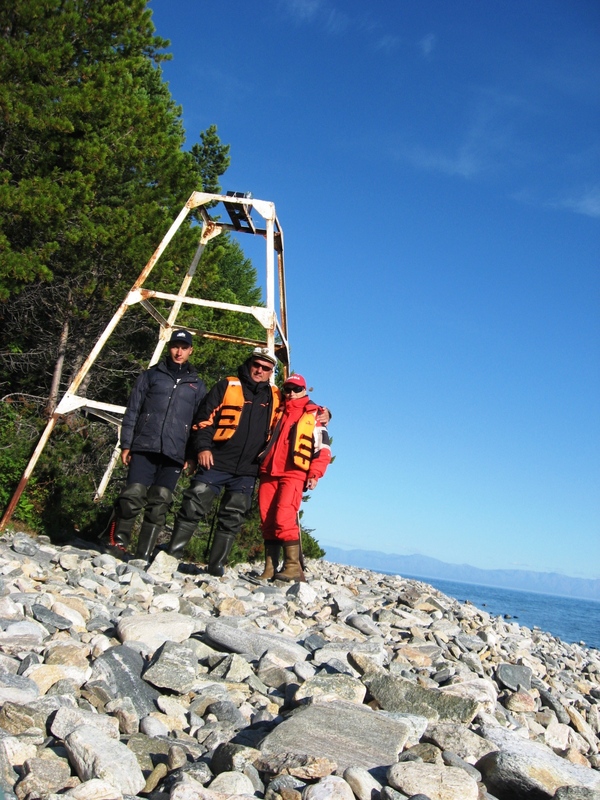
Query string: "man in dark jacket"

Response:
xmin=104 ymin=329 xmax=206 ymax=562
xmin=167 ymin=347 xmax=280 ymax=575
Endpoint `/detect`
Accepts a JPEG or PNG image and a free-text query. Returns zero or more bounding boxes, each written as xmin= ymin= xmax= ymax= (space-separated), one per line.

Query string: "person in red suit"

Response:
xmin=257 ymin=373 xmax=331 ymax=582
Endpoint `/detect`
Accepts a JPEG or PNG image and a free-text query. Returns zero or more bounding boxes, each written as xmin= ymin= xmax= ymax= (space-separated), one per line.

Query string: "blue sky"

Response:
xmin=148 ymin=0 xmax=599 ymax=579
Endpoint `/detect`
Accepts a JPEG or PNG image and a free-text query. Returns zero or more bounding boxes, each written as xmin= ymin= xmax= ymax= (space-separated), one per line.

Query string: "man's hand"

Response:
xmin=305 ymin=476 xmax=318 ymax=491
xmin=198 ymin=450 xmax=214 ymax=469
xmin=317 ymin=407 xmax=331 ymax=425
xmin=121 ymin=448 xmax=131 ymax=466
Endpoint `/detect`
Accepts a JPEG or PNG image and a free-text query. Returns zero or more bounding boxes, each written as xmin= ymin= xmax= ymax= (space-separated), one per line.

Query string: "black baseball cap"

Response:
xmin=168 ymin=330 xmax=193 ymax=347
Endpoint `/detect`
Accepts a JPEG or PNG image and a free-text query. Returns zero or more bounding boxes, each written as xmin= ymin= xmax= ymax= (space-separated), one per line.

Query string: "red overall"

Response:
xmin=258 ymin=395 xmax=330 ymax=543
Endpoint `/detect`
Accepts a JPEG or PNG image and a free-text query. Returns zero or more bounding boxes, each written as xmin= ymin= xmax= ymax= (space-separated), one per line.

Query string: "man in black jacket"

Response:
xmin=167 ymin=347 xmax=279 ymax=575
xmin=104 ymin=330 xmax=206 ymax=562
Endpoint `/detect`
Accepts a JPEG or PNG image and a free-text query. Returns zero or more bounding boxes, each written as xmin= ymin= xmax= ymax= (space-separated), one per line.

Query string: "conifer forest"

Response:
xmin=0 ymin=1 xmax=324 ymax=563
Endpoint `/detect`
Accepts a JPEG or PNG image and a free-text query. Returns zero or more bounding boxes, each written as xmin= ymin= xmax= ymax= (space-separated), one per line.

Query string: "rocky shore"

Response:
xmin=0 ymin=531 xmax=599 ymax=800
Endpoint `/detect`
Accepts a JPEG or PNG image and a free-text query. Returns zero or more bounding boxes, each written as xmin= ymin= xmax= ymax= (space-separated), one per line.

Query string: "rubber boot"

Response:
xmin=207 ymin=491 xmax=251 ymax=576
xmin=168 ymin=481 xmax=216 ymax=559
xmin=168 ymin=520 xmax=198 ymax=560
xmin=134 ymin=485 xmax=172 ymax=563
xmin=274 ymin=542 xmax=306 ymax=583
xmin=103 ymin=516 xmax=135 ymax=560
xmin=256 ymin=542 xmax=281 ymax=581
xmin=206 ymin=531 xmax=236 ymax=577
xmin=134 ymin=523 xmax=161 ymax=564
xmin=103 ymin=483 xmax=148 ymax=559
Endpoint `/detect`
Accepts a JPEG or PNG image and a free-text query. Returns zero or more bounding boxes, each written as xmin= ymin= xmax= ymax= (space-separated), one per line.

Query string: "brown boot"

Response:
xmin=257 ymin=542 xmax=281 ymax=581
xmin=274 ymin=542 xmax=306 ymax=583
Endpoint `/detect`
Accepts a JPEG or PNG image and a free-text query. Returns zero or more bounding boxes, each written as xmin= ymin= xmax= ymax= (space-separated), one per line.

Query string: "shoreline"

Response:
xmin=401 ymin=574 xmax=600 ymax=605
xmin=321 ymin=546 xmax=600 ymax=603
xmin=394 ymin=573 xmax=600 ymax=652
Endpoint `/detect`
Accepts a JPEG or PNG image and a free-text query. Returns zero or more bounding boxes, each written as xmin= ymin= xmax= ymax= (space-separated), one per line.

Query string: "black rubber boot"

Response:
xmin=168 ymin=481 xmax=216 ymax=558
xmin=134 ymin=485 xmax=172 ymax=562
xmin=207 ymin=491 xmax=251 ymax=577
xmin=103 ymin=483 xmax=148 ymax=559
xmin=134 ymin=523 xmax=161 ymax=563
xmin=207 ymin=531 xmax=236 ymax=577
xmin=167 ymin=520 xmax=197 ymax=559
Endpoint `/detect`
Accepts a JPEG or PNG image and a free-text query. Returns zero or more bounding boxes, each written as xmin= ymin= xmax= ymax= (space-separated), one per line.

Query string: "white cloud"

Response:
xmin=282 ymin=0 xmax=322 ymax=23
xmin=554 ymin=187 xmax=600 ymax=219
xmin=323 ymin=8 xmax=350 ymax=34
xmin=419 ymin=33 xmax=436 ymax=58
xmin=279 ymin=1 xmax=395 ymax=48
xmin=402 ymin=144 xmax=482 ymax=179
xmin=515 ymin=184 xmax=600 ymax=219
xmin=375 ymin=34 xmax=400 ymax=53
xmin=400 ymin=109 xmax=508 ymax=180
xmin=279 ymin=0 xmax=348 ymax=30
xmin=394 ymin=89 xmax=525 ymax=181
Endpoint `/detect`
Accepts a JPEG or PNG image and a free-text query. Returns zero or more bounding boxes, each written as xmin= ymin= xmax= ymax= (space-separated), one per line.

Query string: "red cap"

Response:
xmin=283 ymin=373 xmax=306 ymax=389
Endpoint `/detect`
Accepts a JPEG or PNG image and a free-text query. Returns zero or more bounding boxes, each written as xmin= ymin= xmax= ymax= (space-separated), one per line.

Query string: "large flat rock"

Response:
xmin=477 ymin=724 xmax=600 ymax=799
xmin=117 ymin=611 xmax=195 ymax=651
xmin=205 ymin=617 xmax=309 ymax=665
xmin=259 ymin=700 xmax=410 ymax=772
xmin=90 ymin=645 xmax=160 ymax=717
xmin=364 ymin=673 xmax=479 ymax=723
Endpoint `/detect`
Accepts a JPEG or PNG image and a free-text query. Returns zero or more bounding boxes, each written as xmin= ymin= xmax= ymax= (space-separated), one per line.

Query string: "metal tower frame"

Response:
xmin=0 ymin=191 xmax=289 ymax=529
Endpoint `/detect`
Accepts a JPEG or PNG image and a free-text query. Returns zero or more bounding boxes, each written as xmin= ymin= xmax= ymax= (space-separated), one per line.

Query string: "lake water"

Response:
xmin=400 ymin=574 xmax=600 ymax=651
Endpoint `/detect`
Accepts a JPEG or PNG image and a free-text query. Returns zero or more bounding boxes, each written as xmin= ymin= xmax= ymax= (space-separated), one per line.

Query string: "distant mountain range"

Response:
xmin=321 ymin=546 xmax=600 ymax=601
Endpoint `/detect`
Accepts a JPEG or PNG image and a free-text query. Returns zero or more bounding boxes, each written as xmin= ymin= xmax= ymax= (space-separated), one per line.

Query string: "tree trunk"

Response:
xmin=45 ymin=318 xmax=69 ymax=417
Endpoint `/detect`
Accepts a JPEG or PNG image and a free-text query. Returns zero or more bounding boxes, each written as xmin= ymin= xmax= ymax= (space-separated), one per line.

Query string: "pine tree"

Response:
xmin=0 ymin=0 xmax=200 ymax=405
xmin=191 ymin=125 xmax=231 ymax=196
xmin=0 ymin=1 xmax=264 ymax=535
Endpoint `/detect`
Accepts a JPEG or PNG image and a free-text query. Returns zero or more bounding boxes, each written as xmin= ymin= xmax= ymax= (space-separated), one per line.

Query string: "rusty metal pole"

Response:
xmin=265 ymin=214 xmax=276 ymax=366
xmin=147 ymin=240 xmax=205 ymax=367
xmin=93 ymin=431 xmax=123 ymax=503
xmin=146 ymin=219 xmax=222 ymax=367
xmin=0 ymin=297 xmax=133 ymax=529
xmin=0 ymin=415 xmax=58 ymax=529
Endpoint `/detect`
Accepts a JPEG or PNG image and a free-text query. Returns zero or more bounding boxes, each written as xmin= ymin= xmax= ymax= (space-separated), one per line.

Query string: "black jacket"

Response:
xmin=190 ymin=361 xmax=275 ymax=477
xmin=120 ymin=358 xmax=206 ymax=465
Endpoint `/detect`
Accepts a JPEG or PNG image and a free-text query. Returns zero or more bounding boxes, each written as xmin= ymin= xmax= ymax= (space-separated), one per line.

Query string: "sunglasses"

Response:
xmin=284 ymin=385 xmax=304 ymax=393
xmin=251 ymin=361 xmax=274 ymax=372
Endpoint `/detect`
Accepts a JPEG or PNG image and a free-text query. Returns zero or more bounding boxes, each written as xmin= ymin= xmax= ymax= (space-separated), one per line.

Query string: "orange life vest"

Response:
xmin=213 ymin=378 xmax=281 ymax=442
xmin=292 ymin=409 xmax=317 ymax=471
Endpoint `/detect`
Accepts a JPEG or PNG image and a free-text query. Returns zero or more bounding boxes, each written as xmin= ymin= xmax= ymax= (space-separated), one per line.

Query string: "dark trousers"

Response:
xmin=126 ymin=452 xmax=182 ymax=492
xmin=191 ymin=466 xmax=255 ymax=496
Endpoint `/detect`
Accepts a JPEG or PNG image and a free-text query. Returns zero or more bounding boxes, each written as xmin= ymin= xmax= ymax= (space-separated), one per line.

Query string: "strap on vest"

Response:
xmin=292 ymin=413 xmax=316 ymax=470
xmin=213 ymin=379 xmax=244 ymax=442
